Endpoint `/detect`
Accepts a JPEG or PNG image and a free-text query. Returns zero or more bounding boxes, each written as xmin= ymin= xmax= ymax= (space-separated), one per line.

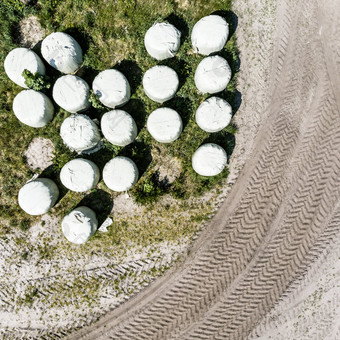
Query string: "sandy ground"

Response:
xmin=249 ymin=214 xmax=340 ymax=340
xmin=3 ymin=0 xmax=340 ymax=338
xmin=18 ymin=16 xmax=46 ymax=48
xmin=67 ymin=0 xmax=340 ymax=339
xmin=23 ymin=137 xmax=54 ymax=170
xmin=0 ymin=212 xmax=192 ymax=339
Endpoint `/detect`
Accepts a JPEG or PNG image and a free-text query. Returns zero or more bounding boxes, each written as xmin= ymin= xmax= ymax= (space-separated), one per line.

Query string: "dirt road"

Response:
xmin=69 ymin=0 xmax=340 ymax=338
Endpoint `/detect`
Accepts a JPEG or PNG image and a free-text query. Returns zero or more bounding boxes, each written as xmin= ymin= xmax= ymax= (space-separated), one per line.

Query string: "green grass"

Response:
xmin=0 ymin=0 xmax=238 ymax=234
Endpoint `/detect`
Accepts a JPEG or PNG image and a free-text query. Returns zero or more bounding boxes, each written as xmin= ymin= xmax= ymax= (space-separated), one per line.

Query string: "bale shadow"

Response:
xmin=85 ymin=138 xmax=152 ymax=181
xmin=209 ymin=10 xmax=241 ymax=116
xmin=39 ymin=164 xmax=68 ymax=204
xmin=84 ymin=103 xmax=106 ymax=121
xmin=217 ymin=47 xmax=240 ymax=76
xmin=211 ymin=10 xmax=238 ymax=37
xmin=114 ymin=60 xmax=143 ymax=94
xmin=217 ymin=89 xmax=242 ymax=116
xmin=84 ymin=147 xmax=116 ymax=173
xmin=165 ymin=13 xmax=189 ymax=44
xmin=76 ymin=65 xmax=99 ymax=87
xmin=26 ymin=0 xmax=38 ymax=5
xmin=154 ymin=170 xmax=171 ymax=191
xmin=202 ymin=130 xmax=236 ymax=161
xmin=232 ymin=89 xmax=242 ymax=115
xmin=120 ymin=139 xmax=152 ymax=177
xmin=122 ymin=98 xmax=147 ymax=132
xmin=10 ymin=22 xmax=24 ymax=48
xmin=76 ymin=189 xmax=113 ymax=226
xmin=159 ymin=58 xmax=191 ymax=93
xmin=63 ymin=27 xmax=92 ymax=56
xmin=166 ymin=96 xmax=193 ymax=130
xmin=32 ymin=40 xmax=43 ymax=53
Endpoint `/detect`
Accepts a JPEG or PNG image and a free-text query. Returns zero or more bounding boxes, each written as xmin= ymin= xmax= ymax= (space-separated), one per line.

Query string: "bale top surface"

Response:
xmin=92 ymin=69 xmax=131 ymax=108
xmin=195 ymin=96 xmax=232 ymax=132
xmin=53 ymin=75 xmax=90 ymax=113
xmin=4 ymin=47 xmax=46 ymax=88
xmin=18 ymin=178 xmax=59 ymax=216
xmin=61 ymin=206 xmax=97 ymax=244
xmin=147 ymin=107 xmax=183 ymax=143
xmin=142 ymin=65 xmax=179 ymax=103
xmin=194 ymin=56 xmax=232 ymax=94
xmin=13 ymin=89 xmax=54 ymax=128
xmin=103 ymin=156 xmax=139 ymax=192
xmin=144 ymin=22 xmax=181 ymax=60
xmin=192 ymin=143 xmax=227 ymax=176
xmin=191 ymin=15 xmax=229 ymax=55
xmin=60 ymin=158 xmax=100 ymax=192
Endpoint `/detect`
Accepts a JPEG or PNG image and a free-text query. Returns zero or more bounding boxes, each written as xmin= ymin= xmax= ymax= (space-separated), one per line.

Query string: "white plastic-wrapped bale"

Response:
xmin=4 ymin=48 xmax=45 ymax=88
xmin=13 ymin=90 xmax=54 ymax=128
xmin=147 ymin=107 xmax=182 ymax=143
xmin=53 ymin=75 xmax=90 ymax=113
xmin=60 ymin=114 xmax=101 ymax=153
xmin=143 ymin=66 xmax=179 ymax=103
xmin=103 ymin=156 xmax=139 ymax=192
xmin=144 ymin=22 xmax=181 ymax=60
xmin=18 ymin=178 xmax=59 ymax=216
xmin=191 ymin=15 xmax=229 ymax=55
xmin=194 ymin=56 xmax=231 ymax=94
xmin=41 ymin=32 xmax=83 ymax=74
xmin=61 ymin=206 xmax=97 ymax=244
xmin=195 ymin=97 xmax=232 ymax=132
xmin=60 ymin=159 xmax=100 ymax=192
xmin=101 ymin=110 xmax=137 ymax=147
xmin=92 ymin=69 xmax=130 ymax=108
xmin=192 ymin=143 xmax=227 ymax=176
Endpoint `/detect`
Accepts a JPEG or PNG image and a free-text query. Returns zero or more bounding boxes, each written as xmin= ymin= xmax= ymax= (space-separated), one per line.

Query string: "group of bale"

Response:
xmin=5 ymin=15 xmax=232 ymax=244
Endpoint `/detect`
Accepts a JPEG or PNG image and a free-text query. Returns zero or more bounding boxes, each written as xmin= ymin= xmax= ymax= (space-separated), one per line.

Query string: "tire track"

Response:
xmin=68 ymin=0 xmax=340 ymax=339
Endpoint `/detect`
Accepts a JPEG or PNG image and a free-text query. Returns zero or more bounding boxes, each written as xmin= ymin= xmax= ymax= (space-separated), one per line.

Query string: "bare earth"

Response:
xmin=67 ymin=0 xmax=340 ymax=339
xmin=18 ymin=16 xmax=46 ymax=48
xmin=24 ymin=137 xmax=54 ymax=171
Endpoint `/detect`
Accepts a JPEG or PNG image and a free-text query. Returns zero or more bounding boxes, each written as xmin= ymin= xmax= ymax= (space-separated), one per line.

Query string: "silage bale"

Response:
xmin=101 ymin=110 xmax=137 ymax=147
xmin=60 ymin=158 xmax=100 ymax=192
xmin=194 ymin=56 xmax=231 ymax=94
xmin=92 ymin=69 xmax=131 ymax=108
xmin=143 ymin=65 xmax=179 ymax=103
xmin=53 ymin=75 xmax=90 ymax=113
xmin=192 ymin=143 xmax=227 ymax=176
xmin=18 ymin=178 xmax=59 ymax=216
xmin=147 ymin=107 xmax=182 ymax=143
xmin=195 ymin=96 xmax=232 ymax=132
xmin=60 ymin=114 xmax=101 ymax=153
xmin=4 ymin=48 xmax=46 ymax=88
xmin=144 ymin=22 xmax=181 ymax=60
xmin=191 ymin=15 xmax=229 ymax=55
xmin=13 ymin=90 xmax=54 ymax=128
xmin=61 ymin=206 xmax=97 ymax=244
xmin=103 ymin=156 xmax=139 ymax=192
xmin=41 ymin=32 xmax=83 ymax=74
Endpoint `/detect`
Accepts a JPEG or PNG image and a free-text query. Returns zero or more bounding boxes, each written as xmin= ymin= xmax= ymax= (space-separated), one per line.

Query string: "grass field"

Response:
xmin=0 ymin=0 xmax=238 ymax=242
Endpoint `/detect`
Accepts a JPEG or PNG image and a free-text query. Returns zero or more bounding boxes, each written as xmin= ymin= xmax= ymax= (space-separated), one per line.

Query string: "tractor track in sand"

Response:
xmin=68 ymin=0 xmax=340 ymax=339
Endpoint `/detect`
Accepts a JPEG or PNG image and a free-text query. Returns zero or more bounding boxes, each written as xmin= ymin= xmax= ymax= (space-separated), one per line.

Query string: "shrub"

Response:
xmin=132 ymin=172 xmax=167 ymax=204
xmin=89 ymin=90 xmax=105 ymax=110
xmin=19 ymin=219 xmax=31 ymax=231
xmin=22 ymin=69 xmax=51 ymax=92
xmin=2 ymin=0 xmax=25 ymax=13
